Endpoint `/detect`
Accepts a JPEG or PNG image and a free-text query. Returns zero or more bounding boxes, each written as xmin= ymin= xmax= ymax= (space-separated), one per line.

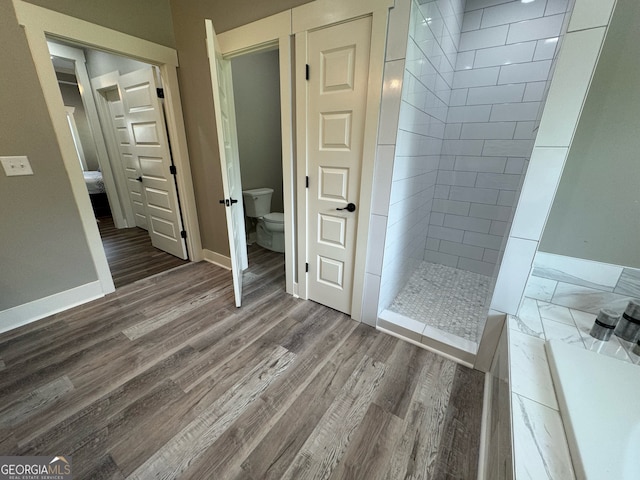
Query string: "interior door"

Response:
xmin=205 ymin=19 xmax=248 ymax=308
xmin=305 ymin=16 xmax=372 ymax=314
xmin=119 ymin=67 xmax=188 ymax=259
xmin=103 ymin=87 xmax=148 ymax=230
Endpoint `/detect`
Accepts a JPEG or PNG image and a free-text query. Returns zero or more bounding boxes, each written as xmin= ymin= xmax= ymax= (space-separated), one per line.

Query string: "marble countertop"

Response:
xmin=508 ymin=296 xmax=639 ymax=479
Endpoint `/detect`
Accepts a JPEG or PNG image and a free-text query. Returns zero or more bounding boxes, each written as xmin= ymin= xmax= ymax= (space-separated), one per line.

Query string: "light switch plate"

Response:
xmin=1 ymin=156 xmax=34 ymax=176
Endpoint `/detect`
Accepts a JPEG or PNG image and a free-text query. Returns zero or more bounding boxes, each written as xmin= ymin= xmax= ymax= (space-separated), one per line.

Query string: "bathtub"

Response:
xmin=546 ymin=340 xmax=640 ymax=480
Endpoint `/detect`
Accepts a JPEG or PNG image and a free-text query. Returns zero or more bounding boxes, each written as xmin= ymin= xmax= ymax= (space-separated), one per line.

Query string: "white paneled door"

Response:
xmin=119 ymin=68 xmax=188 ymax=260
xmin=103 ymin=87 xmax=148 ymax=230
xmin=305 ymin=16 xmax=372 ymax=314
xmin=205 ymin=19 xmax=248 ymax=308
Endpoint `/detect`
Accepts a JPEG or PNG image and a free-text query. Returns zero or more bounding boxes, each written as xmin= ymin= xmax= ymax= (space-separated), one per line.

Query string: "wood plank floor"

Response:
xmin=0 ymin=245 xmax=484 ymax=480
xmin=97 ymin=215 xmax=188 ymax=289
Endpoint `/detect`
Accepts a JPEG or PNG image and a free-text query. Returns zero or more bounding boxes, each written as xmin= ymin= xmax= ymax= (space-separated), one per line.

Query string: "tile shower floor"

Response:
xmin=388 ymin=261 xmax=492 ymax=345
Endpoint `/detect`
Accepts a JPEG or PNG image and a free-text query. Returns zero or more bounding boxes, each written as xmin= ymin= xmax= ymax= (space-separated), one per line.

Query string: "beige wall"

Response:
xmin=169 ymin=0 xmax=313 ymax=256
xmin=539 ymin=0 xmax=640 ymax=268
xmin=0 ymin=0 xmax=97 ymax=311
xmin=24 ymin=0 xmax=176 ymax=48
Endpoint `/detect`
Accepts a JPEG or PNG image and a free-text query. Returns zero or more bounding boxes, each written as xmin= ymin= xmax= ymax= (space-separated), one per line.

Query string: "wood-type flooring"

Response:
xmin=97 ymin=215 xmax=188 ymax=288
xmin=0 ymin=245 xmax=484 ymax=479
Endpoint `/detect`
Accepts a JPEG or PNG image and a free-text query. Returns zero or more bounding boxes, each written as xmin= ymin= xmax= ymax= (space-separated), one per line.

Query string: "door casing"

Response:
xmin=91 ymin=71 xmax=138 ymax=228
xmin=14 ymin=0 xmax=204 ymax=298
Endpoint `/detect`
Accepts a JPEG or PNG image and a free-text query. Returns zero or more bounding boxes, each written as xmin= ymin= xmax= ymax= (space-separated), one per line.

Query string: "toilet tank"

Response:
xmin=242 ymin=188 xmax=273 ymax=217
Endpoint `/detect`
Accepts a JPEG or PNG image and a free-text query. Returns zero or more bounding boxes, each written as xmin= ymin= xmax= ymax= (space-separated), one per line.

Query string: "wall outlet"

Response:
xmin=1 ymin=156 xmax=34 ymax=176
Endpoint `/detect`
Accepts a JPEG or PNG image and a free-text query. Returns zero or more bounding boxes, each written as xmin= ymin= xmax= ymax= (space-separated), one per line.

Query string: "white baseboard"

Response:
xmin=0 ymin=281 xmax=104 ymax=334
xmin=202 ymin=249 xmax=232 ymax=270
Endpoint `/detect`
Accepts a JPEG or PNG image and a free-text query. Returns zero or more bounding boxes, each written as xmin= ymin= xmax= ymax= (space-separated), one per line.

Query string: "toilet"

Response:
xmin=242 ymin=187 xmax=285 ymax=253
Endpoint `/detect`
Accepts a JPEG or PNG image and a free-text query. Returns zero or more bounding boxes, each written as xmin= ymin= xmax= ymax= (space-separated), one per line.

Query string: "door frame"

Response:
xmin=91 ymin=70 xmax=138 ymax=228
xmin=217 ymin=19 xmax=296 ymax=297
xmin=216 ymin=0 xmax=392 ymax=319
xmin=13 ymin=0 xmax=203 ymax=296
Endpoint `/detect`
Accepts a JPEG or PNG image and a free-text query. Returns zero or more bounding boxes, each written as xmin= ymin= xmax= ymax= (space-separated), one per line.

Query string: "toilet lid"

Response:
xmin=263 ymin=212 xmax=284 ymax=224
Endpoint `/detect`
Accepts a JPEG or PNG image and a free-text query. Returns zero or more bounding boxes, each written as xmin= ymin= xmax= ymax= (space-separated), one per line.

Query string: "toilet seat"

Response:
xmin=263 ymin=212 xmax=284 ymax=223
xmin=262 ymin=212 xmax=284 ymax=232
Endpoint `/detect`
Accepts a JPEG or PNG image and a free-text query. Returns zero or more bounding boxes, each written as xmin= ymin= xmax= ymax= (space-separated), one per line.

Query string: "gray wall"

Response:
xmin=0 ymin=0 xmax=97 ymax=311
xmin=539 ymin=0 xmax=640 ymax=269
xmin=231 ymin=49 xmax=283 ymax=214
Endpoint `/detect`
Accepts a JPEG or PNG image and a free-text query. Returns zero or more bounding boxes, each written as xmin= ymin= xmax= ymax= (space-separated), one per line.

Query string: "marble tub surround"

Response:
xmin=511 ymin=391 xmax=575 ymax=479
xmin=508 ymin=313 xmax=573 ymax=479
xmin=513 ymin=296 xmax=638 ymax=363
xmin=532 ymin=252 xmax=625 ymax=290
xmin=526 ymin=252 xmax=640 ymax=314
xmin=509 ymin=329 xmax=558 ymax=409
xmin=508 ymin=322 xmax=575 ymax=479
xmin=614 ymin=268 xmax=640 ymax=296
xmin=483 ymin=322 xmax=513 ymax=480
xmin=546 ymin=340 xmax=640 ymax=480
xmin=509 ymin=294 xmax=640 ymax=480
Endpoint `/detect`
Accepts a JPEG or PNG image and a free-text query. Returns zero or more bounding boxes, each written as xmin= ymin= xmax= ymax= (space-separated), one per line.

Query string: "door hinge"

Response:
xmin=156 ymin=87 xmax=165 ymax=98
xmin=305 ymin=64 xmax=310 ymax=81
xmin=306 ymin=176 xmax=309 ymax=188
xmin=181 ymin=230 xmax=187 ymax=239
xmin=169 ymin=165 xmax=177 ymax=175
xmin=305 ymin=263 xmax=309 ymax=273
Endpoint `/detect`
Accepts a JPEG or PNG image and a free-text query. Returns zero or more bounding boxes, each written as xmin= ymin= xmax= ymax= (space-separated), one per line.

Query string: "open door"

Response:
xmin=205 ymin=19 xmax=248 ymax=308
xmin=119 ymin=67 xmax=188 ymax=259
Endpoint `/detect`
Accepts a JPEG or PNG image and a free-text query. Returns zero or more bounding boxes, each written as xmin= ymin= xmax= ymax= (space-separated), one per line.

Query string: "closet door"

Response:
xmin=303 ymin=16 xmax=372 ymax=314
xmin=102 ymin=87 xmax=148 ymax=230
xmin=119 ymin=67 xmax=188 ymax=259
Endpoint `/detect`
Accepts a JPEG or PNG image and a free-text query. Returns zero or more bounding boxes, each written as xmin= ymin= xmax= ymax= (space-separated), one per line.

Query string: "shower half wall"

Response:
xmin=377 ymin=0 xmax=573 ymax=356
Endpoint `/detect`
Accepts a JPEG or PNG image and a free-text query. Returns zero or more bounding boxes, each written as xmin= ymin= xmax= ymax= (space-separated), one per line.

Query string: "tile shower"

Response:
xmin=377 ymin=0 xmax=574 ymax=355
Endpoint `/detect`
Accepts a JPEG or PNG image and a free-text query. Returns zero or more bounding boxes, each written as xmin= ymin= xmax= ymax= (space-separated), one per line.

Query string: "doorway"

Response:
xmin=48 ymin=40 xmax=189 ymax=288
xmin=16 ymin=1 xmax=203 ymax=303
xmin=229 ymin=48 xmax=285 ymax=263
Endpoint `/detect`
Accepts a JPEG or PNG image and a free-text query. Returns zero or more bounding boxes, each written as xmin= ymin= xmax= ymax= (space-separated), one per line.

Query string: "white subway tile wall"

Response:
xmin=424 ymin=0 xmax=572 ymax=276
xmin=378 ymin=0 xmax=466 ymax=313
xmin=372 ymin=0 xmax=575 ymax=322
